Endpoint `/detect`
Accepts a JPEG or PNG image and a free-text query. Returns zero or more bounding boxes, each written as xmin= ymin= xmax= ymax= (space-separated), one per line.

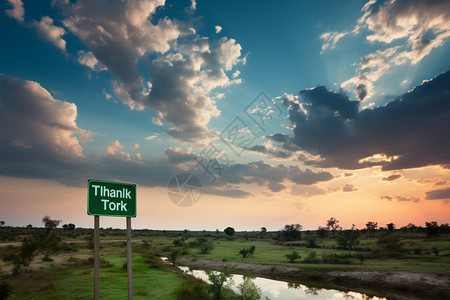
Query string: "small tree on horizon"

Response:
xmin=326 ymin=217 xmax=341 ymax=236
xmin=282 ymin=224 xmax=302 ymax=241
xmin=224 ymin=227 xmax=235 ymax=237
xmin=386 ymin=223 xmax=395 ymax=233
xmin=366 ymin=221 xmax=378 ymax=237
xmin=42 ymin=216 xmax=61 ymax=233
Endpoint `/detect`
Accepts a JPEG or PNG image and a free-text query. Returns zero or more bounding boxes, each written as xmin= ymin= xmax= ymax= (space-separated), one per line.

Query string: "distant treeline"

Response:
xmin=1 ymin=217 xmax=449 ymax=242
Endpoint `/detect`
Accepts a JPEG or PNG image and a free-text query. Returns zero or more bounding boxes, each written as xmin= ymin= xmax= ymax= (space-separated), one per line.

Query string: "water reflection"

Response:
xmin=178 ymin=266 xmax=387 ymax=300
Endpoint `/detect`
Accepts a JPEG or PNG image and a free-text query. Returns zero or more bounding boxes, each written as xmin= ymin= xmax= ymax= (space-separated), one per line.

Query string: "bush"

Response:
xmin=237 ymin=276 xmax=262 ymax=300
xmin=173 ymin=238 xmax=186 ymax=248
xmin=321 ymin=254 xmax=351 ymax=264
xmin=302 ymin=251 xmax=320 ymax=264
xmin=336 ymin=230 xmax=360 ymax=249
xmin=199 ymin=239 xmax=214 ymax=254
xmin=305 ymin=235 xmax=318 ymax=248
xmin=432 ymin=247 xmax=439 ymax=256
xmin=286 ymin=251 xmax=301 ymax=263
xmin=239 ymin=246 xmax=255 ymax=258
xmin=0 ymin=281 xmax=12 ymax=300
xmin=174 ymin=279 xmax=211 ymax=300
xmin=376 ymin=233 xmax=403 ymax=257
xmin=206 ymin=268 xmax=234 ymax=299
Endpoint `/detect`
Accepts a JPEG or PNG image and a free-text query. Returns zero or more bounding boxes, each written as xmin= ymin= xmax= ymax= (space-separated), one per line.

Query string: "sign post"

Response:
xmin=88 ymin=179 xmax=136 ymax=300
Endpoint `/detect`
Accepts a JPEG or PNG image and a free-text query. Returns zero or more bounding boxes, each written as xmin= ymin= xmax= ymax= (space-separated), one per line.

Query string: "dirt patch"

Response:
xmin=178 ymin=257 xmax=450 ymax=299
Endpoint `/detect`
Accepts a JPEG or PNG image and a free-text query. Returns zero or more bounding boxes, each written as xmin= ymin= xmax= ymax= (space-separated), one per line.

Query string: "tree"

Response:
xmin=206 ymin=268 xmax=234 ymax=299
xmin=62 ymin=223 xmax=76 ymax=231
xmin=224 ymin=227 xmax=235 ymax=237
xmin=317 ymin=226 xmax=328 ymax=239
xmin=169 ymin=249 xmax=181 ymax=265
xmin=386 ymin=223 xmax=395 ymax=233
xmin=366 ymin=221 xmax=378 ymax=237
xmin=377 ymin=233 xmax=403 ymax=256
xmin=237 ymin=276 xmax=262 ymax=300
xmin=286 ymin=251 xmax=301 ymax=263
xmin=326 ymin=217 xmax=341 ymax=236
xmin=282 ymin=224 xmax=302 ymax=241
xmin=42 ymin=216 xmax=61 ymax=233
xmin=0 ymin=221 xmax=5 ymax=227
xmin=260 ymin=227 xmax=267 ymax=239
xmin=425 ymin=221 xmax=439 ymax=236
xmin=336 ymin=230 xmax=360 ymax=248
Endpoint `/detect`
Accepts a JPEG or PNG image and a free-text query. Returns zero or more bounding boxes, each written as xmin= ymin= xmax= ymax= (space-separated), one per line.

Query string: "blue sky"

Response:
xmin=1 ymin=0 xmax=449 ymax=230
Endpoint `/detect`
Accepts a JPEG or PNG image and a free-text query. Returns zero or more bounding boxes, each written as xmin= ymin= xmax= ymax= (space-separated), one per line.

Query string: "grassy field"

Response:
xmin=1 ymin=227 xmax=450 ymax=299
xmin=0 ymin=238 xmax=190 ymax=299
xmin=184 ymin=238 xmax=450 ymax=274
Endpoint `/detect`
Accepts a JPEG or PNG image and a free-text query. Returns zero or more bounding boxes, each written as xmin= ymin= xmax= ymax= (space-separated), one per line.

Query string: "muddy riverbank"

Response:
xmin=177 ymin=257 xmax=450 ymax=299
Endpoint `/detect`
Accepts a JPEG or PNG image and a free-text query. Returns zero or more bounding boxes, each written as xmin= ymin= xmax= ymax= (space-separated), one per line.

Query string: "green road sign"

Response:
xmin=88 ymin=179 xmax=136 ymax=217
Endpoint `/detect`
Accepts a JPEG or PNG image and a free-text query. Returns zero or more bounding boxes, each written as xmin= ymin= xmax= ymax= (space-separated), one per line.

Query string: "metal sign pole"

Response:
xmin=94 ymin=215 xmax=100 ymax=300
xmin=126 ymin=217 xmax=133 ymax=299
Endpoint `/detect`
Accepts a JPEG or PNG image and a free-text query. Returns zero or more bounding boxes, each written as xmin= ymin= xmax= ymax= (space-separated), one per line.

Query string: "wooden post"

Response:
xmin=126 ymin=217 xmax=133 ymax=299
xmin=94 ymin=216 xmax=100 ymax=300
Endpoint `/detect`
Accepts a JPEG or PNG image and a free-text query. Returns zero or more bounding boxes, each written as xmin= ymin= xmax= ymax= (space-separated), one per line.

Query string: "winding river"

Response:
xmin=177 ymin=266 xmax=387 ymax=300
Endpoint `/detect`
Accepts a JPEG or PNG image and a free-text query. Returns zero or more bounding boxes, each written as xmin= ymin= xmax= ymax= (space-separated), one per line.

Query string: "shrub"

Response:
xmin=237 ymin=276 xmax=262 ymax=300
xmin=432 ymin=247 xmax=439 ymax=256
xmin=336 ymin=230 xmax=360 ymax=249
xmin=305 ymin=235 xmax=319 ymax=248
xmin=286 ymin=251 xmax=301 ymax=263
xmin=302 ymin=251 xmax=320 ymax=264
xmin=376 ymin=233 xmax=403 ymax=257
xmin=206 ymin=268 xmax=234 ymax=299
xmin=321 ymin=254 xmax=351 ymax=264
xmin=199 ymin=239 xmax=214 ymax=254
xmin=239 ymin=246 xmax=255 ymax=258
xmin=0 ymin=281 xmax=12 ymax=300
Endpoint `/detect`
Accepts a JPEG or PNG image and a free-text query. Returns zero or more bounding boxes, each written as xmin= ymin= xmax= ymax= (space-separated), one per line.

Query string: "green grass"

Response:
xmin=185 ymin=237 xmax=450 ymax=274
xmin=6 ymin=244 xmax=188 ymax=300
xmin=2 ymin=230 xmax=450 ymax=299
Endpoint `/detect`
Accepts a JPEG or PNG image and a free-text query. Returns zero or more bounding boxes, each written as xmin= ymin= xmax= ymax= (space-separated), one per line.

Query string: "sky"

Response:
xmin=0 ymin=0 xmax=449 ymax=231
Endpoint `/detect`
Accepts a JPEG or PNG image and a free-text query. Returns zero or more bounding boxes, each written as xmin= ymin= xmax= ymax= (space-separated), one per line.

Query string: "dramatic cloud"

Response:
xmin=322 ymin=0 xmax=450 ymax=100
xmin=281 ymin=71 xmax=450 ymax=170
xmin=0 ymin=75 xmax=88 ymax=179
xmin=245 ymin=144 xmax=292 ymax=159
xmin=426 ymin=187 xmax=450 ymax=200
xmin=32 ymin=16 xmax=67 ymax=52
xmin=217 ymin=161 xmax=333 ymax=192
xmin=77 ymin=51 xmax=106 ymax=71
xmin=382 ymin=174 xmax=402 ymax=182
xmin=60 ymin=0 xmax=244 ymax=146
xmin=164 ymin=147 xmax=198 ymax=165
xmin=5 ymin=0 xmax=24 ymax=23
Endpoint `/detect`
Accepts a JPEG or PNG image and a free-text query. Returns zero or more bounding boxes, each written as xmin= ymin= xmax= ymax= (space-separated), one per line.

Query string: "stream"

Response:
xmin=176 ymin=264 xmax=387 ymax=299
